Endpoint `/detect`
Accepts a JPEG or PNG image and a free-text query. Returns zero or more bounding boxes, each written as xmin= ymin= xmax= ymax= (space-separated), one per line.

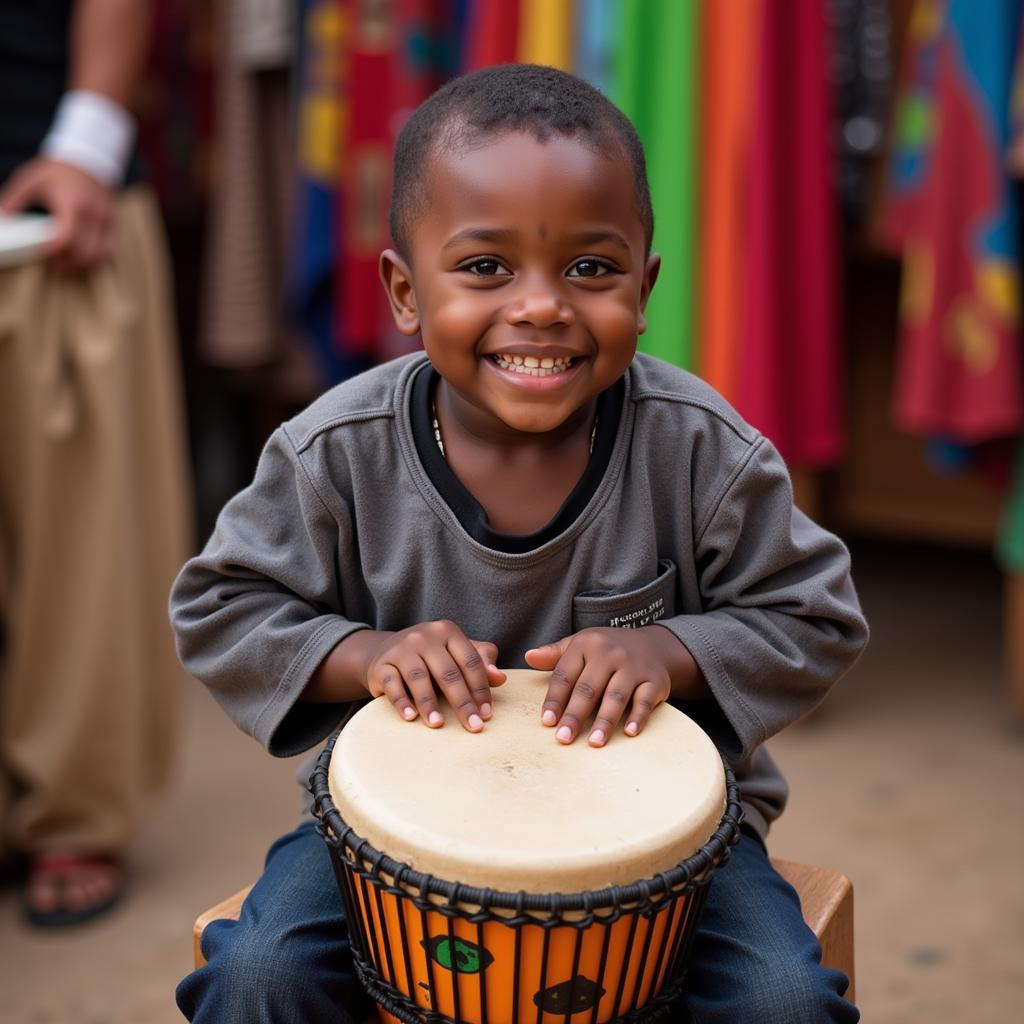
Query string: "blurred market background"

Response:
xmin=2 ymin=0 xmax=1023 ymax=1021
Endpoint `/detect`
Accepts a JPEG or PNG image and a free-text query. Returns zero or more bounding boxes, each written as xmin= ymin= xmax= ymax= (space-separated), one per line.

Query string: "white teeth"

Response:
xmin=492 ymin=353 xmax=575 ymax=377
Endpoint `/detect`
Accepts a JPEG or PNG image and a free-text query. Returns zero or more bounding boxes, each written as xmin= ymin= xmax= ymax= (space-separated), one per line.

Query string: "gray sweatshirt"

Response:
xmin=170 ymin=352 xmax=868 ymax=837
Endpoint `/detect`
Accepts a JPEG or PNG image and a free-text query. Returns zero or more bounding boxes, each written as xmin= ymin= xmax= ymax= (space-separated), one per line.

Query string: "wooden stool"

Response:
xmin=192 ymin=859 xmax=855 ymax=1006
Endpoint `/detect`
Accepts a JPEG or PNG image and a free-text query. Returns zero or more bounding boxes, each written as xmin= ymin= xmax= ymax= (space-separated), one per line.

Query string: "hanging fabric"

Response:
xmin=289 ymin=0 xmax=371 ymax=383
xmin=613 ymin=0 xmax=697 ymax=370
xmin=734 ymin=0 xmax=843 ymax=467
xmin=518 ymin=0 xmax=573 ymax=70
xmin=879 ymin=0 xmax=1024 ymax=444
xmin=336 ymin=0 xmax=452 ymax=360
xmin=696 ymin=0 xmax=761 ymax=405
xmin=573 ymin=0 xmax=615 ymax=95
xmin=462 ymin=0 xmax=520 ymax=71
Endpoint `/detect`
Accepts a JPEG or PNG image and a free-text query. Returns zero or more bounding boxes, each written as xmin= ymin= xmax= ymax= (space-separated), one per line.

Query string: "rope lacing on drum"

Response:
xmin=311 ymin=731 xmax=744 ymax=1024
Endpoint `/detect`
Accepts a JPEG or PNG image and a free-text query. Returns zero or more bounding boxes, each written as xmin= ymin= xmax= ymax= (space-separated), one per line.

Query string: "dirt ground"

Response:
xmin=3 ymin=538 xmax=1022 ymax=1022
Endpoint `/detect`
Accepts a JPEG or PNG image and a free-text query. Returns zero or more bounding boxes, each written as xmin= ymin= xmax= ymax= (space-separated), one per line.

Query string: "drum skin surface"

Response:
xmin=320 ymin=670 xmax=733 ymax=1023
xmin=329 ymin=669 xmax=726 ymax=895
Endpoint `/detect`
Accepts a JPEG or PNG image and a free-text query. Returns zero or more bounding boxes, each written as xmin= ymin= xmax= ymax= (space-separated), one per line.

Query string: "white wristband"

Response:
xmin=40 ymin=89 xmax=136 ymax=188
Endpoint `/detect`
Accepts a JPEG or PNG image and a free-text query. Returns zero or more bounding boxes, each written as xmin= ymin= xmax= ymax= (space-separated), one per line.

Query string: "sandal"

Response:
xmin=23 ymin=853 xmax=125 ymax=928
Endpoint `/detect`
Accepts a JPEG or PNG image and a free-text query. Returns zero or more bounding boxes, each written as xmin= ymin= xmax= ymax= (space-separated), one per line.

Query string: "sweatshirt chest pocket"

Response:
xmin=572 ymin=559 xmax=677 ymax=631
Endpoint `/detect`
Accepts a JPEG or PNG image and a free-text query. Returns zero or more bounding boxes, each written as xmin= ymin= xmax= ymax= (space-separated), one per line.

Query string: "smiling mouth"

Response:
xmin=489 ymin=353 xmax=582 ymax=377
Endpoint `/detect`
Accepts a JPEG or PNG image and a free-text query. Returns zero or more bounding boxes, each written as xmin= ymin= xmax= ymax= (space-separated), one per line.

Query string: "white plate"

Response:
xmin=0 ymin=212 xmax=58 ymax=267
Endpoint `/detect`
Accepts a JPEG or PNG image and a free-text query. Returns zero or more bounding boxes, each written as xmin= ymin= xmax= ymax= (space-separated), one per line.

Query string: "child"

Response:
xmin=171 ymin=64 xmax=867 ymax=1023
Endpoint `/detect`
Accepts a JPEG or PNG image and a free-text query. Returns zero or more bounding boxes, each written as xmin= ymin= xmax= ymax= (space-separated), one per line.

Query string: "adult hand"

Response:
xmin=0 ymin=157 xmax=115 ymax=272
xmin=362 ymin=620 xmax=507 ymax=732
xmin=525 ymin=625 xmax=699 ymax=746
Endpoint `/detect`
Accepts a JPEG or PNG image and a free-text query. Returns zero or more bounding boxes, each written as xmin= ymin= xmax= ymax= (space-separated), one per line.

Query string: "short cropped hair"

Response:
xmin=390 ymin=63 xmax=654 ymax=256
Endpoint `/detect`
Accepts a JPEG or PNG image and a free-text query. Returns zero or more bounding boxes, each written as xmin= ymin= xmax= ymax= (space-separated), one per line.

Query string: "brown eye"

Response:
xmin=567 ymin=259 xmax=609 ymax=278
xmin=465 ymin=258 xmax=509 ymax=276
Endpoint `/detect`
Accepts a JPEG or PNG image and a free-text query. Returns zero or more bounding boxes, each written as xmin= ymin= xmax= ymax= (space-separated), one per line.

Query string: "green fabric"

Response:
xmin=612 ymin=0 xmax=697 ymax=369
xmin=998 ymin=438 xmax=1024 ymax=570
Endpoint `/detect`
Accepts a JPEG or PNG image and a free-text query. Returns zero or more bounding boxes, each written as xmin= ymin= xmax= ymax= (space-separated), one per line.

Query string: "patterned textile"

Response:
xmin=289 ymin=0 xmax=370 ymax=382
xmin=880 ymin=0 xmax=1024 ymax=444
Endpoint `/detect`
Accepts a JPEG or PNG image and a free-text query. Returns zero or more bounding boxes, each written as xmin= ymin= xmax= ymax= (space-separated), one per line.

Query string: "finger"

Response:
xmin=471 ymin=641 xmax=507 ymax=689
xmin=44 ymin=202 xmax=76 ymax=260
xmin=0 ymin=169 xmax=37 ymax=213
xmin=422 ymin=644 xmax=484 ymax=732
xmin=370 ymin=661 xmax=418 ymax=722
xmin=394 ymin=655 xmax=445 ymax=727
xmin=540 ymin=643 xmax=585 ymax=728
xmin=66 ymin=211 xmax=104 ymax=271
xmin=624 ymin=681 xmax=664 ymax=737
xmin=524 ymin=635 xmax=572 ymax=669
xmin=556 ymin=666 xmax=613 ymax=745
xmin=444 ymin=634 xmax=494 ymax=719
xmin=78 ymin=212 xmax=111 ymax=270
xmin=587 ymin=670 xmax=634 ymax=747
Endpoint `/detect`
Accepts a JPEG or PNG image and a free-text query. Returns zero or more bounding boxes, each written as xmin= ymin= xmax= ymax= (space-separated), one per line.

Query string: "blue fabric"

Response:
xmin=177 ymin=823 xmax=857 ymax=1023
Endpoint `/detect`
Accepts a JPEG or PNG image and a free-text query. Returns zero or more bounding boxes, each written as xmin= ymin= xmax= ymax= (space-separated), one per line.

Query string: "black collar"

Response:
xmin=410 ymin=362 xmax=624 ymax=554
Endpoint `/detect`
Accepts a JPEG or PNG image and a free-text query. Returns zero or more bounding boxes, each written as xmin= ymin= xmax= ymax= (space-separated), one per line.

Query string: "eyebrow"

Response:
xmin=570 ymin=229 xmax=631 ymax=250
xmin=442 ymin=228 xmax=517 ymax=250
xmin=442 ymin=227 xmax=632 ymax=250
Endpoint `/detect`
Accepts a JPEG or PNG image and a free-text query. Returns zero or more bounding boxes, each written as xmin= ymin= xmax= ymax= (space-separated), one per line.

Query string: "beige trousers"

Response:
xmin=0 ymin=187 xmax=193 ymax=855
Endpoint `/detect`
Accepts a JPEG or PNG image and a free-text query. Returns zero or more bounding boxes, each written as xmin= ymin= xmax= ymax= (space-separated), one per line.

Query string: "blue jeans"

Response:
xmin=177 ymin=822 xmax=858 ymax=1023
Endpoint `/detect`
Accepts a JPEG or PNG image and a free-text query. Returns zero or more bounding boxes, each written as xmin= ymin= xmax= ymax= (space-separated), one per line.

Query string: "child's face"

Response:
xmin=381 ymin=130 xmax=659 ymax=439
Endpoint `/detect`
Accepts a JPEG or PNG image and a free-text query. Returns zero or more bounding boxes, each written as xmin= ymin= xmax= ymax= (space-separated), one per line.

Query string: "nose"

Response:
xmin=504 ymin=278 xmax=575 ymax=329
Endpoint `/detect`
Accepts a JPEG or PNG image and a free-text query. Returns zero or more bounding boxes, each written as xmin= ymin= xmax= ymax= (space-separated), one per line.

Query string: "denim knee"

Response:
xmin=176 ymin=822 xmax=372 ymax=1024
xmin=178 ymin=914 xmax=349 ymax=1024
xmin=694 ymin=960 xmax=855 ymax=1024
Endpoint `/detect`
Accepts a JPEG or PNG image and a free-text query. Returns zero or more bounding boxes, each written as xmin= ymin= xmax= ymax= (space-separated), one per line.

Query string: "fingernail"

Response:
xmin=402 ymin=706 xmax=416 ymax=720
xmin=556 ymin=725 xmax=572 ymax=743
xmin=468 ymin=713 xmax=483 ymax=730
xmin=542 ymin=709 xmax=556 ymax=726
xmin=589 ymin=729 xmax=605 ymax=746
xmin=428 ymin=711 xmax=444 ymax=727
xmin=625 ymin=721 xmax=639 ymax=736
xmin=480 ymin=702 xmax=492 ymax=719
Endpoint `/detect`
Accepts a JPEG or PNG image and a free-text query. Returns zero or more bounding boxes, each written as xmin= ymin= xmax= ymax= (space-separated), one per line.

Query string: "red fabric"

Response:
xmin=462 ymin=0 xmax=520 ymax=71
xmin=736 ymin=0 xmax=842 ymax=467
xmin=885 ymin=39 xmax=1023 ymax=442
xmin=335 ymin=0 xmax=445 ymax=357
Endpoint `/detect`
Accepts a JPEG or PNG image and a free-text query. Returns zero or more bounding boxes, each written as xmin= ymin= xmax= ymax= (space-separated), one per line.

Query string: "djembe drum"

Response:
xmin=310 ymin=670 xmax=741 ymax=1024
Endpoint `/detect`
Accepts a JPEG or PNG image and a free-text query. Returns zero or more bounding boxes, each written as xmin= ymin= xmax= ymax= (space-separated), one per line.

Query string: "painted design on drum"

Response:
xmin=532 ymin=975 xmax=605 ymax=1015
xmin=421 ymin=934 xmax=495 ymax=974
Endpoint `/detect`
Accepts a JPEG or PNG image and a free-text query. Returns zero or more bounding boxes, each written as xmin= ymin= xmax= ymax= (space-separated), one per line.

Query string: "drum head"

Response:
xmin=329 ymin=669 xmax=726 ymax=894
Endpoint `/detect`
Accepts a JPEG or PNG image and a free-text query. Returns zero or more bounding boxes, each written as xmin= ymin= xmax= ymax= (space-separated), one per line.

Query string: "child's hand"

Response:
xmin=525 ymin=626 xmax=694 ymax=746
xmin=362 ymin=621 xmax=507 ymax=732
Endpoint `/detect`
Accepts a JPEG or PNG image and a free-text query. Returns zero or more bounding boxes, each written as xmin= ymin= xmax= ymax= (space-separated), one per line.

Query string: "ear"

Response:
xmin=379 ymin=249 xmax=421 ymax=335
xmin=637 ymin=253 xmax=661 ymax=335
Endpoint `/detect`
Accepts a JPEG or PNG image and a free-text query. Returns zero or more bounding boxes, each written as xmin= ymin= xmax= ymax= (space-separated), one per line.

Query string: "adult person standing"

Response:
xmin=0 ymin=0 xmax=192 ymax=926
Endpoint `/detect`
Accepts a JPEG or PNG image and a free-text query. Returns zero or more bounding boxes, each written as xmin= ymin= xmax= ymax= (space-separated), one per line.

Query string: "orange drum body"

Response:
xmin=311 ymin=671 xmax=740 ymax=1024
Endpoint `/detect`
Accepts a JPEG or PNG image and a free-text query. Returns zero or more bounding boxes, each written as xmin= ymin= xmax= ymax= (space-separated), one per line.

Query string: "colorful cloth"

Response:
xmin=289 ymin=0 xmax=370 ymax=382
xmin=696 ymin=0 xmax=761 ymax=404
xmin=880 ymin=0 xmax=1024 ymax=444
xmin=999 ymin=439 xmax=1024 ymax=569
xmin=573 ymin=0 xmax=615 ymax=94
xmin=518 ymin=0 xmax=573 ymax=69
xmin=612 ymin=0 xmax=697 ymax=369
xmin=336 ymin=0 xmax=453 ymax=359
xmin=462 ymin=0 xmax=520 ymax=71
xmin=734 ymin=0 xmax=842 ymax=467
